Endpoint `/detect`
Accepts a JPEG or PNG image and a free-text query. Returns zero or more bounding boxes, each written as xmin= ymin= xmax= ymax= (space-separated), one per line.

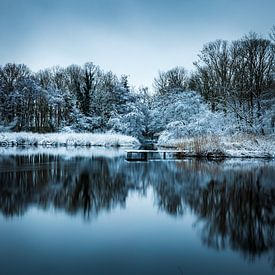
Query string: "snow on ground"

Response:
xmin=0 ymin=131 xmax=274 ymax=159
xmin=158 ymin=133 xmax=275 ymax=158
xmin=0 ymin=132 xmax=140 ymax=148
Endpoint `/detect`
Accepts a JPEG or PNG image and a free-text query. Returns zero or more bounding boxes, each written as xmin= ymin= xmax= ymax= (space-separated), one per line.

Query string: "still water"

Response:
xmin=0 ymin=147 xmax=274 ymax=275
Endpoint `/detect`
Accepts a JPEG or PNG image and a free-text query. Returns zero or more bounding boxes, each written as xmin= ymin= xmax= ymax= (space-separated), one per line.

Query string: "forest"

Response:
xmin=0 ymin=29 xmax=274 ymax=141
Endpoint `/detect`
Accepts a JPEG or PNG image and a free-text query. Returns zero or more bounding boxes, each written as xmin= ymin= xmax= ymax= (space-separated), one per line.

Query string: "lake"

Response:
xmin=0 ymin=147 xmax=274 ymax=275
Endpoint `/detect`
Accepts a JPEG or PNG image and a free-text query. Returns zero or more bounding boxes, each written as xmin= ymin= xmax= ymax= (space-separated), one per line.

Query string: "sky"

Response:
xmin=0 ymin=0 xmax=274 ymax=89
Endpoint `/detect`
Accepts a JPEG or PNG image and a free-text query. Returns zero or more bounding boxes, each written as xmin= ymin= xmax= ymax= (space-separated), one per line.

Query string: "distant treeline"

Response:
xmin=0 ymin=62 xmax=144 ymax=135
xmin=0 ymin=28 xmax=274 ymax=137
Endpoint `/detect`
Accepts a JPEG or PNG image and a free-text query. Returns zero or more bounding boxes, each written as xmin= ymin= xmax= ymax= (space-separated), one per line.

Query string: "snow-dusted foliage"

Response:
xmin=0 ymin=132 xmax=139 ymax=147
xmin=107 ymin=99 xmax=146 ymax=139
xmin=0 ymin=63 xmax=147 ymax=138
xmin=191 ymin=34 xmax=275 ymax=135
xmin=0 ymin=28 xmax=274 ymax=145
xmin=149 ymin=90 xmax=233 ymax=142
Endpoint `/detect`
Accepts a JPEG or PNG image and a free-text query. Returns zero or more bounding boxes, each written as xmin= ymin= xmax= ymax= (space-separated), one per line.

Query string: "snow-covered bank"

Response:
xmin=0 ymin=132 xmax=140 ymax=147
xmin=158 ymin=134 xmax=275 ymax=158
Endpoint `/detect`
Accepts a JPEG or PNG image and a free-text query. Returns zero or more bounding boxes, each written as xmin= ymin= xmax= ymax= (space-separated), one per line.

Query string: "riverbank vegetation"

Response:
xmin=0 ymin=28 xmax=274 ymax=154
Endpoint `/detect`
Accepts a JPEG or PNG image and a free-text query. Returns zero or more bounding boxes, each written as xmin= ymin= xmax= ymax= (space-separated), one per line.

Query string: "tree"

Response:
xmin=193 ymin=34 xmax=274 ymax=132
xmin=193 ymin=40 xmax=236 ymax=111
xmin=0 ymin=63 xmax=31 ymax=93
xmin=82 ymin=62 xmax=99 ymax=116
xmin=153 ymin=67 xmax=188 ymax=95
xmin=66 ymin=64 xmax=83 ymax=108
xmin=120 ymin=74 xmax=130 ymax=92
xmin=239 ymin=33 xmax=274 ymax=123
xmin=270 ymin=25 xmax=275 ymax=43
xmin=36 ymin=68 xmax=53 ymax=89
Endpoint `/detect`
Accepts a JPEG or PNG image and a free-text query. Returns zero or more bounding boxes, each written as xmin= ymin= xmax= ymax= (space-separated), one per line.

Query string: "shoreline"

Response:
xmin=0 ymin=132 xmax=274 ymax=159
xmin=158 ymin=134 xmax=275 ymax=159
xmin=0 ymin=132 xmax=140 ymax=148
xmin=156 ymin=146 xmax=274 ymax=159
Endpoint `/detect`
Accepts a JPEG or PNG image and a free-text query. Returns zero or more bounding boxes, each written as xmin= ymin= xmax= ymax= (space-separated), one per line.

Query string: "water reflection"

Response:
xmin=0 ymin=155 xmax=131 ymax=218
xmin=0 ymin=152 xmax=274 ymax=268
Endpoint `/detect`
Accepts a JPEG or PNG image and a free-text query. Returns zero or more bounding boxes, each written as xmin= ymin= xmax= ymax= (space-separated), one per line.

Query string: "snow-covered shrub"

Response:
xmin=107 ymin=105 xmax=146 ymax=139
xmin=150 ymin=90 xmax=236 ymax=144
xmin=0 ymin=132 xmax=140 ymax=147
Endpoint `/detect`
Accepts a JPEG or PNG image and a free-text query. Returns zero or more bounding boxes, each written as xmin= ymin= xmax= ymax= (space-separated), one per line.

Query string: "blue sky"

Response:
xmin=0 ymin=0 xmax=274 ymax=88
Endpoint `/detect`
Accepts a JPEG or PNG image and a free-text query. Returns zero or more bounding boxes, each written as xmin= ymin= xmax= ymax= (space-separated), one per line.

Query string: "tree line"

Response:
xmin=153 ymin=31 xmax=275 ymax=134
xmin=0 ymin=62 xmax=144 ymax=135
xmin=0 ymin=27 xmax=274 ymax=137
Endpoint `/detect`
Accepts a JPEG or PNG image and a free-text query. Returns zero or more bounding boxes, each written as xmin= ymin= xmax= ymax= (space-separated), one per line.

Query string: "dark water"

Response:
xmin=0 ymin=148 xmax=274 ymax=275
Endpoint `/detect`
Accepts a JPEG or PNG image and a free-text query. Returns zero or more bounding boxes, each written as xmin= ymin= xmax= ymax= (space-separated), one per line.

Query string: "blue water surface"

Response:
xmin=0 ymin=148 xmax=274 ymax=275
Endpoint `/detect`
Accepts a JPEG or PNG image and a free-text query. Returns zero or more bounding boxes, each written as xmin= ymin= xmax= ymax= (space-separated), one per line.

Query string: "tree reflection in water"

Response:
xmin=155 ymin=160 xmax=275 ymax=267
xmin=0 ymin=154 xmax=274 ymax=266
xmin=0 ymin=155 xmax=131 ymax=218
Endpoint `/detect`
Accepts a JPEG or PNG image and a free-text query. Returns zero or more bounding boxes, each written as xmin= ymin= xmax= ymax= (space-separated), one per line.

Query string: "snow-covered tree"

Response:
xmin=149 ymin=90 xmax=232 ymax=142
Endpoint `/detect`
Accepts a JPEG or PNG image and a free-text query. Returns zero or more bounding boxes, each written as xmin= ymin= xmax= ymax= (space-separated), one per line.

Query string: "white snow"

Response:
xmin=150 ymin=91 xmax=274 ymax=158
xmin=158 ymin=133 xmax=275 ymax=158
xmin=0 ymin=132 xmax=140 ymax=148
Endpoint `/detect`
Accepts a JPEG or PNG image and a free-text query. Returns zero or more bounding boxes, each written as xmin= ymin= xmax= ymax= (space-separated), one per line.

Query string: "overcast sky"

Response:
xmin=0 ymin=0 xmax=274 ymax=89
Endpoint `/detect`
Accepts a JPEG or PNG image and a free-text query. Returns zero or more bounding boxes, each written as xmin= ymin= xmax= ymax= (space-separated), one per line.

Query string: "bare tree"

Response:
xmin=193 ymin=40 xmax=237 ymax=111
xmin=36 ymin=68 xmax=53 ymax=89
xmin=193 ymin=34 xmax=274 ymax=130
xmin=153 ymin=67 xmax=188 ymax=95
xmin=0 ymin=63 xmax=31 ymax=92
xmin=82 ymin=62 xmax=100 ymax=115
